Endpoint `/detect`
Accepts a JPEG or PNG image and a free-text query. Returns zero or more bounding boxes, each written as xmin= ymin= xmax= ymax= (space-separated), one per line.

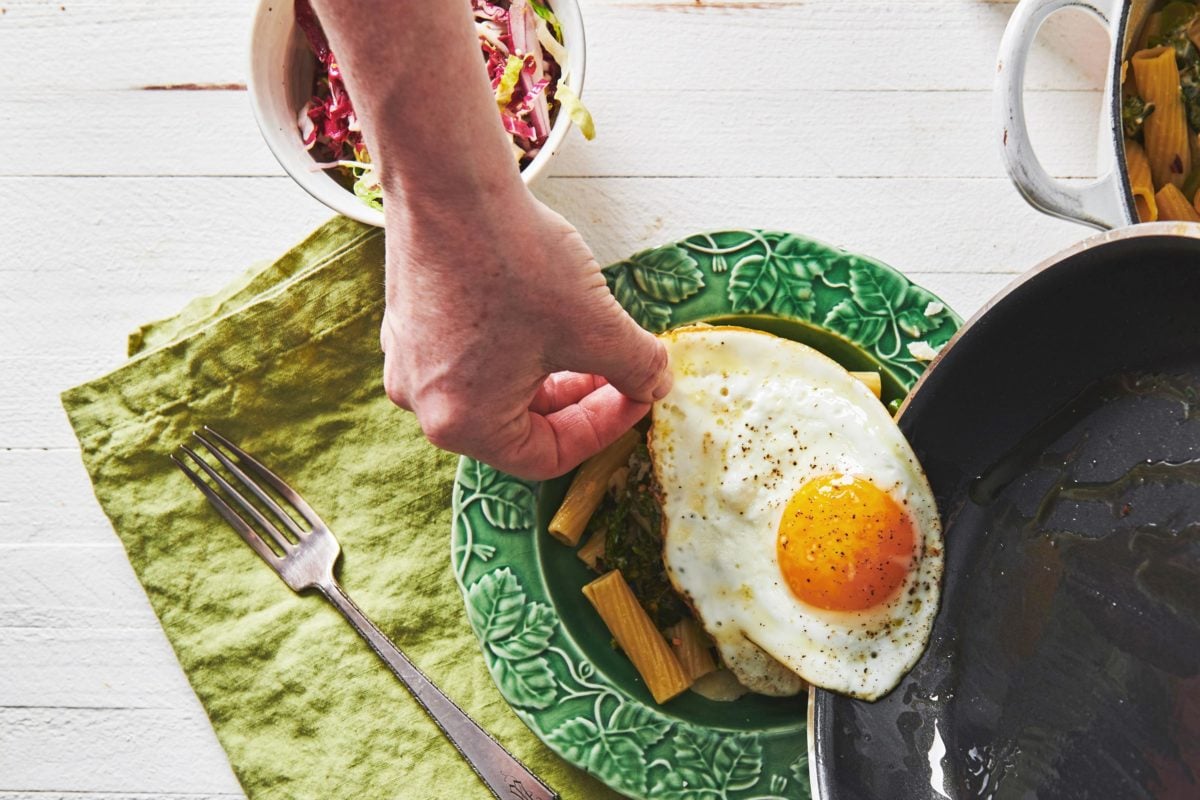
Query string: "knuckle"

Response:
xmin=416 ymin=397 xmax=467 ymax=451
xmin=626 ymin=338 xmax=668 ymax=393
xmin=488 ymin=416 xmax=557 ymax=480
xmin=644 ymin=338 xmax=668 ymax=375
xmin=570 ymin=288 xmax=623 ymax=333
xmin=382 ymin=370 xmax=410 ymax=410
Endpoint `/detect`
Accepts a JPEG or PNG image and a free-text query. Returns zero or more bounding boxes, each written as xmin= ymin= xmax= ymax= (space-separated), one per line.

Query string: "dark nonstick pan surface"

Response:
xmin=812 ymin=226 xmax=1200 ymax=800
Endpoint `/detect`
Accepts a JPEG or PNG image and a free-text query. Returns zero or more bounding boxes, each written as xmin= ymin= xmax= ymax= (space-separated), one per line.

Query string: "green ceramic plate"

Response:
xmin=450 ymin=230 xmax=961 ymax=799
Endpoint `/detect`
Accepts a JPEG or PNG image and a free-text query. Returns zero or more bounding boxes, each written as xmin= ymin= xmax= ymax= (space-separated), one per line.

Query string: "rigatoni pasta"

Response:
xmin=548 ymin=429 xmax=639 ymax=546
xmin=566 ymin=434 xmax=721 ymax=705
xmin=1155 ymin=182 xmax=1200 ymax=220
xmin=1125 ymin=139 xmax=1159 ymax=221
xmin=1123 ymin=3 xmax=1200 ymax=220
xmin=664 ymin=618 xmax=717 ymax=682
xmin=850 ymin=370 xmax=882 ymax=399
xmin=582 ymin=570 xmax=691 ymax=703
xmin=1132 ymin=46 xmax=1190 ymax=189
xmin=575 ymin=529 xmax=606 ymax=570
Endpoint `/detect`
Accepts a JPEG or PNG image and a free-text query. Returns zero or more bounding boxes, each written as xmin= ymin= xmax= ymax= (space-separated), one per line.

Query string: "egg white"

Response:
xmin=649 ymin=325 xmax=943 ymax=701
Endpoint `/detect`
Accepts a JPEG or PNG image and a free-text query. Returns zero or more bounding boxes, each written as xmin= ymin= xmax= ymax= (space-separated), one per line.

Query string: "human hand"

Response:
xmin=380 ymin=185 xmax=671 ymax=480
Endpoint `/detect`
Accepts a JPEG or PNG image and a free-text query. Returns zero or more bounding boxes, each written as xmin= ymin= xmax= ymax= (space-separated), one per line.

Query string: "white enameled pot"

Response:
xmin=996 ymin=0 xmax=1158 ymax=229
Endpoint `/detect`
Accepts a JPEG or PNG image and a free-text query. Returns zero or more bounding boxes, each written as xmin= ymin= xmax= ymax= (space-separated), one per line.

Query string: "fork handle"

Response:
xmin=317 ymin=579 xmax=560 ymax=800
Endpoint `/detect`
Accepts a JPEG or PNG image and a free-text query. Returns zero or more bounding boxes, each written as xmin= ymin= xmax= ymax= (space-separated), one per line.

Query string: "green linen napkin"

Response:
xmin=63 ymin=216 xmax=620 ymax=799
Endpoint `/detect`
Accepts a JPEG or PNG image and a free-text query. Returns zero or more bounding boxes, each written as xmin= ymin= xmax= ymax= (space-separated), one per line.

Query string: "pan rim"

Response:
xmin=811 ymin=220 xmax=1200 ymax=800
xmin=893 ymin=222 xmax=1200 ymax=422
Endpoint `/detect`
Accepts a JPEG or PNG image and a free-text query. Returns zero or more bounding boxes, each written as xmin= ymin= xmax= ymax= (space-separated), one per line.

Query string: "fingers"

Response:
xmin=504 ymin=383 xmax=651 ymax=480
xmin=554 ymin=302 xmax=672 ymax=404
xmin=529 ymin=371 xmax=608 ymax=414
xmin=412 ymin=381 xmax=648 ymax=481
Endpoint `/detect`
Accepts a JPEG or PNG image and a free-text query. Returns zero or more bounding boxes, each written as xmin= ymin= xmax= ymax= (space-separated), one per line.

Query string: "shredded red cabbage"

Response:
xmin=296 ymin=0 xmax=363 ymax=162
xmin=295 ymin=0 xmax=576 ymax=210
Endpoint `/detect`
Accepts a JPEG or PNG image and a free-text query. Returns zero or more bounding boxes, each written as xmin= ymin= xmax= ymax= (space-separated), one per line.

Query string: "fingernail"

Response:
xmin=652 ymin=371 xmax=674 ymax=401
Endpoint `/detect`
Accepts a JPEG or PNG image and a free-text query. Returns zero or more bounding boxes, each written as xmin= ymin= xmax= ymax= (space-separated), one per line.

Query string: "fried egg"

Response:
xmin=649 ymin=325 xmax=943 ymax=701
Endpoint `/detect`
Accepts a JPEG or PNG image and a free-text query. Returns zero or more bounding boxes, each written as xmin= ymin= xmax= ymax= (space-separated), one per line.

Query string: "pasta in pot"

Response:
xmin=1155 ymin=182 xmax=1200 ymax=219
xmin=1125 ymin=139 xmax=1159 ymax=221
xmin=1122 ymin=1 xmax=1200 ymax=219
xmin=1133 ymin=46 xmax=1191 ymax=189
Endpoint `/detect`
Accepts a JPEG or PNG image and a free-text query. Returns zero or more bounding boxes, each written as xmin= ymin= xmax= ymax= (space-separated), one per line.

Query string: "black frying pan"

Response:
xmin=811 ymin=225 xmax=1200 ymax=800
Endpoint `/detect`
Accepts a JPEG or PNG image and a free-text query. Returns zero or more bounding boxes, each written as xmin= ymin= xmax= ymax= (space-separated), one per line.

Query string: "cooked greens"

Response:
xmin=1123 ymin=94 xmax=1156 ymax=139
xmin=587 ymin=443 xmax=690 ymax=629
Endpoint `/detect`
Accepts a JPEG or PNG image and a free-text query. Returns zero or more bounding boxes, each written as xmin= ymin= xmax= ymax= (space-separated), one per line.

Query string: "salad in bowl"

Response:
xmin=290 ymin=0 xmax=593 ymax=214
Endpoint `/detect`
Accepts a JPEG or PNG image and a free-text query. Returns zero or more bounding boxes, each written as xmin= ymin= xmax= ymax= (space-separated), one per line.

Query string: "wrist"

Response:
xmin=388 ymin=172 xmax=528 ymax=224
xmin=383 ymin=164 xmax=534 ymax=238
xmin=381 ymin=168 xmax=543 ymax=309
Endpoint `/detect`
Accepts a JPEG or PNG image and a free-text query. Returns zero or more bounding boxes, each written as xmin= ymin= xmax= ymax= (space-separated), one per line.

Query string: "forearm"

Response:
xmin=318 ymin=6 xmax=668 ymax=477
xmin=309 ymin=0 xmax=525 ymax=215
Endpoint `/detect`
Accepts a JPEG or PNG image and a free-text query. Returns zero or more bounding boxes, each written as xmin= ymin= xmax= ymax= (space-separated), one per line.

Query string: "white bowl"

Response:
xmin=247 ymin=0 xmax=587 ymax=227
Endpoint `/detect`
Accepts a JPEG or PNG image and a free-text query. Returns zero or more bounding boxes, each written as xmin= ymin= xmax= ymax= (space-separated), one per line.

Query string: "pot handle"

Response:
xmin=995 ymin=0 xmax=1131 ymax=230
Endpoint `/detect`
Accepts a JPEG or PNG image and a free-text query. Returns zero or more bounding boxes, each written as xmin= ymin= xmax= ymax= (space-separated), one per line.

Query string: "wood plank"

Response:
xmin=0 ymin=174 xmax=1084 ymax=280
xmin=0 ymin=449 xmax=124 ymax=545
xmin=584 ymin=2 xmax=1109 ymax=92
xmin=0 ymin=628 xmax=184 ymax=710
xmin=0 ymin=169 xmax=1086 ymax=450
xmin=556 ymin=90 xmax=1102 ymax=180
xmin=0 ymin=0 xmax=251 ymax=91
xmin=535 ymin=175 xmax=1091 ymax=274
xmin=0 ymin=357 xmax=120 ymax=454
xmin=4 ymin=88 xmax=1103 ymax=179
xmin=0 ymin=1 xmax=1108 ymax=91
xmin=0 ymin=177 xmax=332 ymax=377
xmin=0 ymin=706 xmax=241 ymax=794
xmin=0 ymin=627 xmax=195 ymax=709
xmin=0 ymin=794 xmax=241 ymax=799
xmin=0 ymin=545 xmax=157 ymax=629
xmin=0 ymin=176 xmax=328 ymax=279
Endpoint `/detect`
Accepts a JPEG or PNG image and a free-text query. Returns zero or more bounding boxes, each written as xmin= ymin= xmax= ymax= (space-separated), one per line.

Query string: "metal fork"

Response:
xmin=172 ymin=427 xmax=558 ymax=800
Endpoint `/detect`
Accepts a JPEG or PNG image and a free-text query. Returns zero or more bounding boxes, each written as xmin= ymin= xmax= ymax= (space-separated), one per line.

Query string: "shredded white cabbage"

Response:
xmin=297 ymin=101 xmax=316 ymax=148
xmin=534 ymin=16 xmax=566 ymax=66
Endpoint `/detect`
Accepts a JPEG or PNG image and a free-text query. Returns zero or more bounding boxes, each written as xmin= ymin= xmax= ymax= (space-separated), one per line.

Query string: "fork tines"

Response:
xmin=172 ymin=427 xmax=321 ymax=566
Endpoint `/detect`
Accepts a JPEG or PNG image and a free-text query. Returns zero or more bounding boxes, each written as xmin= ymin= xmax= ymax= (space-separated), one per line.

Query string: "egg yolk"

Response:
xmin=776 ymin=474 xmax=916 ymax=612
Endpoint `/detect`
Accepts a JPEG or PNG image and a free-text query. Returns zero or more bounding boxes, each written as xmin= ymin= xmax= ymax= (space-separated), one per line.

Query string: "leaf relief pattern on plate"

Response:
xmin=822 ymin=258 xmax=950 ymax=375
xmin=453 ymin=231 xmax=962 ymax=800
xmin=467 ymin=567 xmax=557 ymax=710
xmin=454 ymin=464 xmax=535 ymax=582
xmin=546 ymin=702 xmax=673 ymax=796
xmin=604 ymin=244 xmax=705 ymax=331
xmin=648 ymin=728 xmax=775 ymax=800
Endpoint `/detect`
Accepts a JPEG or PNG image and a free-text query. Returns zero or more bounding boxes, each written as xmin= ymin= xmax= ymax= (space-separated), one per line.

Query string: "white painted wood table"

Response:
xmin=0 ymin=1 xmax=1110 ymax=796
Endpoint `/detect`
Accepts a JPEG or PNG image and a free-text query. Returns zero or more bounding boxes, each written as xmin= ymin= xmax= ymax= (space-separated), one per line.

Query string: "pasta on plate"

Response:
xmin=553 ymin=369 xmax=887 ymax=706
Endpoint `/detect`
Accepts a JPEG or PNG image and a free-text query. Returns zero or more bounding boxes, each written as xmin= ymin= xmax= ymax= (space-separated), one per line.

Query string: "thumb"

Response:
xmin=562 ymin=303 xmax=672 ymax=403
